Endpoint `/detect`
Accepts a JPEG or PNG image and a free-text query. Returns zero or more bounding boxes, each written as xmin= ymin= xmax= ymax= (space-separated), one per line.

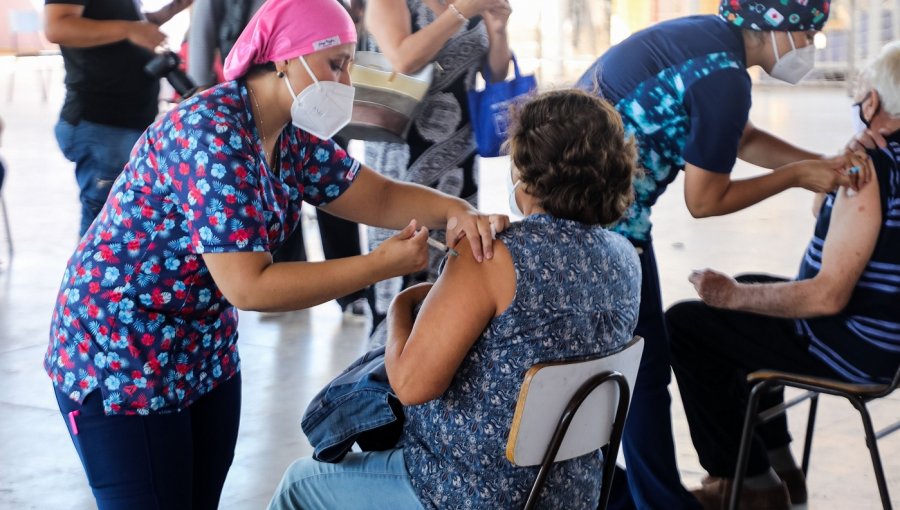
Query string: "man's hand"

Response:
xmin=689 ymin=269 xmax=740 ymax=309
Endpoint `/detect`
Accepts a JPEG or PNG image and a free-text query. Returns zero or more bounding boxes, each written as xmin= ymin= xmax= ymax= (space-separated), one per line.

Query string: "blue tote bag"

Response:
xmin=467 ymin=55 xmax=537 ymax=158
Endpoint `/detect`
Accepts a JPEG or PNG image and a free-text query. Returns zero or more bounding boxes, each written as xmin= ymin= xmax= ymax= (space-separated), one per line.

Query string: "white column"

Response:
xmin=894 ymin=0 xmax=900 ymax=41
xmin=539 ymin=0 xmax=566 ymax=83
xmin=868 ymin=0 xmax=882 ymax=60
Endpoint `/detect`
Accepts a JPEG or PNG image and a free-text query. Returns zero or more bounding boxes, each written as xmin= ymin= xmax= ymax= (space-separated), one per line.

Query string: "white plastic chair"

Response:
xmin=506 ymin=336 xmax=644 ymax=510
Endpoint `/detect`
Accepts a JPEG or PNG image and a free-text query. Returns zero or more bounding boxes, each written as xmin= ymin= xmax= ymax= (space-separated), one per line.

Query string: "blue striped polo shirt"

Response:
xmin=796 ymin=132 xmax=900 ymax=383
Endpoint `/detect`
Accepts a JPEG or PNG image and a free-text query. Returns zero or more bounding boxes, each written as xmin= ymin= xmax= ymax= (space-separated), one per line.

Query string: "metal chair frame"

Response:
xmin=730 ymin=365 xmax=900 ymax=510
xmin=523 ymin=370 xmax=630 ymax=510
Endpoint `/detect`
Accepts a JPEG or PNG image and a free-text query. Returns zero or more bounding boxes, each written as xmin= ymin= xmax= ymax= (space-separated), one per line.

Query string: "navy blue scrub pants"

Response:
xmin=608 ymin=241 xmax=702 ymax=510
xmin=54 ymin=373 xmax=242 ymax=510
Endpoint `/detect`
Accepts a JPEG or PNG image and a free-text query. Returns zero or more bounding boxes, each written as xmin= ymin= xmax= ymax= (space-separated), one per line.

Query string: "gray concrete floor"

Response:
xmin=0 ymin=61 xmax=897 ymax=508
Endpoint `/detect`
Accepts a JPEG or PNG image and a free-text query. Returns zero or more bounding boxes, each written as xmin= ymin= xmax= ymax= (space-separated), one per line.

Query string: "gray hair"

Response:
xmin=861 ymin=40 xmax=900 ymax=118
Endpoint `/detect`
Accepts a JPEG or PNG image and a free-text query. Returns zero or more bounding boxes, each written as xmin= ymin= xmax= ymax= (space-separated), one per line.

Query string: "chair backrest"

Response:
xmin=506 ymin=336 xmax=644 ymax=466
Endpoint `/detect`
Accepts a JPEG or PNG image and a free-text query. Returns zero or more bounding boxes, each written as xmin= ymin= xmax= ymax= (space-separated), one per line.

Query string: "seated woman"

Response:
xmin=269 ymin=88 xmax=642 ymax=509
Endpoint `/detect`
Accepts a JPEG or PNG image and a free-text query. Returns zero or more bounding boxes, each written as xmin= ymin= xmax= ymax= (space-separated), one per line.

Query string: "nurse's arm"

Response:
xmin=321 ymin=164 xmax=508 ymax=262
xmin=736 ymin=120 xmax=822 ymax=169
xmin=385 ymin=238 xmax=516 ymax=405
xmin=683 ymin=158 xmax=850 ymax=218
xmin=202 ymin=222 xmax=430 ymax=312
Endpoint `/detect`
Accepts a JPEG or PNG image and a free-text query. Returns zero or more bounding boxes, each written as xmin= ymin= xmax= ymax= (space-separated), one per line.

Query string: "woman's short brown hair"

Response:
xmin=505 ymin=88 xmax=638 ymax=226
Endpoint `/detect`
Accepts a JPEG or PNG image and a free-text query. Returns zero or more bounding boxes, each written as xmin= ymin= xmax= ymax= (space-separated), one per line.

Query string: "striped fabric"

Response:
xmin=796 ymin=133 xmax=900 ymax=383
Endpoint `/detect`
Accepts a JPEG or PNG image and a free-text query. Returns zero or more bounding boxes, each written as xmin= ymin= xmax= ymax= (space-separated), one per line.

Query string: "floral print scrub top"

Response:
xmin=45 ymin=80 xmax=360 ymax=415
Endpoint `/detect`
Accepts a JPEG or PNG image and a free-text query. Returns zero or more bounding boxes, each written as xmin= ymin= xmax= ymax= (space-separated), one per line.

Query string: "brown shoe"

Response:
xmin=691 ymin=477 xmax=790 ymax=510
xmin=776 ymin=468 xmax=807 ymax=504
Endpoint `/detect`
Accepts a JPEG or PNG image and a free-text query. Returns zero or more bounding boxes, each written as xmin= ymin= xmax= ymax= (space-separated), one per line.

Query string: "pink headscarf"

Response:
xmin=223 ymin=0 xmax=357 ymax=81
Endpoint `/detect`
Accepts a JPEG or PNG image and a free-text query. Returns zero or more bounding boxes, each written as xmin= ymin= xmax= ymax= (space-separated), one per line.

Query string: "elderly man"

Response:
xmin=667 ymin=41 xmax=900 ymax=510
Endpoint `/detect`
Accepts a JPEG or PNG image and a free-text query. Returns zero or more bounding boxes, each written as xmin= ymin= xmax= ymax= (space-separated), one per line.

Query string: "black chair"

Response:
xmin=506 ymin=336 xmax=644 ymax=510
xmin=730 ymin=365 xmax=900 ymax=510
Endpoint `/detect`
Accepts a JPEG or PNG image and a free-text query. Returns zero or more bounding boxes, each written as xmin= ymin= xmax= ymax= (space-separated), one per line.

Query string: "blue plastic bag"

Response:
xmin=467 ymin=55 xmax=537 ymax=158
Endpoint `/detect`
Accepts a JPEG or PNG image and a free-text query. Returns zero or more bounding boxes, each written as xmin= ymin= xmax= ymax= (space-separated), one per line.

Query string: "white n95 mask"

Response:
xmin=769 ymin=31 xmax=815 ymax=85
xmin=507 ymin=175 xmax=524 ymax=218
xmin=285 ymin=56 xmax=355 ymax=140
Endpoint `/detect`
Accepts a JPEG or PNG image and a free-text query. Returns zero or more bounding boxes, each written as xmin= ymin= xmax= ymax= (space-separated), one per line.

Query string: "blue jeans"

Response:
xmin=609 ymin=241 xmax=702 ymax=510
xmin=269 ymin=449 xmax=423 ymax=510
xmin=54 ymin=374 xmax=242 ymax=510
xmin=54 ymin=119 xmax=143 ymax=235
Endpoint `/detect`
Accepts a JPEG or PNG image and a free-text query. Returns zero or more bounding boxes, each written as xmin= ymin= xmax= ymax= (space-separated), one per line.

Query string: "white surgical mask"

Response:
xmin=507 ymin=174 xmax=524 ymax=218
xmin=769 ymin=31 xmax=815 ymax=85
xmin=284 ymin=56 xmax=355 ymax=140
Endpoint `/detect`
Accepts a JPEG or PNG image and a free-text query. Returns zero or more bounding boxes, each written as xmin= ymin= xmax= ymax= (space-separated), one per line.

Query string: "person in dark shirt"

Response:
xmin=44 ymin=0 xmax=192 ymax=236
xmin=576 ymin=1 xmax=861 ymax=508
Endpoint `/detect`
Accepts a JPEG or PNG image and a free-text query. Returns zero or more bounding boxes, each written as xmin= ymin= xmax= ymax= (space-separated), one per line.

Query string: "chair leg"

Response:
xmin=729 ymin=382 xmax=770 ymax=510
xmin=800 ymin=394 xmax=818 ymax=475
xmin=597 ymin=382 xmax=630 ymax=510
xmin=850 ymin=397 xmax=893 ymax=510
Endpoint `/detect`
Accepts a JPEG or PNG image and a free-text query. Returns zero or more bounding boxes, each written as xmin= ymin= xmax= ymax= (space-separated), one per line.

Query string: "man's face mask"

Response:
xmin=769 ymin=31 xmax=816 ymax=85
xmin=284 ymin=56 xmax=355 ymax=140
xmin=853 ymin=90 xmax=880 ymax=131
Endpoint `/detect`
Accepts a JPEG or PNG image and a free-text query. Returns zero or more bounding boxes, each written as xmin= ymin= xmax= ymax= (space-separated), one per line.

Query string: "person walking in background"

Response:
xmin=576 ymin=1 xmax=862 ymax=508
xmin=45 ymin=0 xmax=506 ymax=507
xmin=363 ymin=0 xmax=512 ymax=340
xmin=187 ymin=0 xmax=371 ymax=319
xmin=44 ymin=0 xmax=192 ymax=236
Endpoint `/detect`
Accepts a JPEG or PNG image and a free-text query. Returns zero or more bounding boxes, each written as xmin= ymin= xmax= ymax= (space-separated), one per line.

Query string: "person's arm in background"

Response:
xmin=365 ymin=0 xmax=508 ymax=74
xmin=186 ymin=0 xmax=222 ymax=87
xmin=44 ymin=3 xmax=166 ymax=49
xmin=689 ymin=152 xmax=880 ymax=318
xmin=482 ymin=1 xmax=511 ymax=82
xmin=385 ymin=237 xmax=516 ymax=405
xmin=143 ymin=0 xmax=193 ymax=26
